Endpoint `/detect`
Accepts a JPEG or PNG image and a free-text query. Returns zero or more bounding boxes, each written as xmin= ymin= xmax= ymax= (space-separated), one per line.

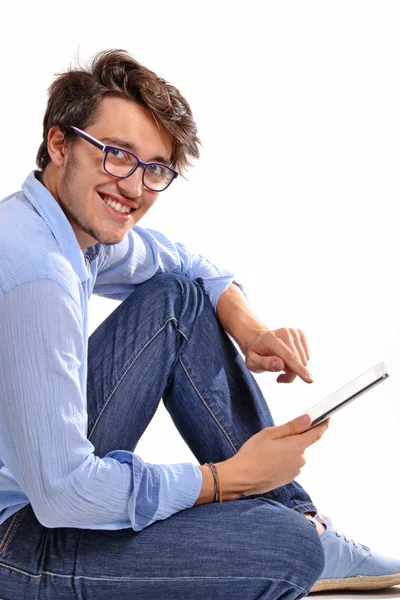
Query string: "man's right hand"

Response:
xmin=215 ymin=415 xmax=329 ymax=501
xmin=195 ymin=415 xmax=329 ymax=505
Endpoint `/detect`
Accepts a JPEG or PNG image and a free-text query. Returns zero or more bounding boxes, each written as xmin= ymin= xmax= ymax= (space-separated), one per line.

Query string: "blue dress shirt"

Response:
xmin=0 ymin=172 xmax=237 ymax=531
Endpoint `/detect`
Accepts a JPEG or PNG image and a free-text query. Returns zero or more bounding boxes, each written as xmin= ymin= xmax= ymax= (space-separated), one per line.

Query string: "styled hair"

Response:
xmin=36 ymin=49 xmax=200 ymax=172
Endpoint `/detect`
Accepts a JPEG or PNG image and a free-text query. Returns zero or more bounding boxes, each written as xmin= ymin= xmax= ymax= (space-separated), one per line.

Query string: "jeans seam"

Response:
xmin=0 ymin=561 xmax=307 ymax=593
xmin=0 ymin=507 xmax=27 ymax=555
xmin=88 ymin=317 xmax=178 ymax=440
xmin=176 ymin=327 xmax=188 ymax=342
xmin=178 ymin=357 xmax=238 ymax=453
xmin=292 ymin=503 xmax=316 ymax=512
xmin=72 ymin=575 xmax=306 ymax=593
xmin=0 ymin=561 xmax=41 ymax=579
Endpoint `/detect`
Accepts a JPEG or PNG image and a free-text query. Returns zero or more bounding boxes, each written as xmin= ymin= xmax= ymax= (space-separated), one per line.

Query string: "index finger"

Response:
xmin=271 ymin=337 xmax=314 ymax=383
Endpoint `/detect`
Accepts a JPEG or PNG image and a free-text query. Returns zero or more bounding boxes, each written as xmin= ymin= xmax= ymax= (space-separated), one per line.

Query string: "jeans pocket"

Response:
xmin=0 ymin=507 xmax=27 ymax=556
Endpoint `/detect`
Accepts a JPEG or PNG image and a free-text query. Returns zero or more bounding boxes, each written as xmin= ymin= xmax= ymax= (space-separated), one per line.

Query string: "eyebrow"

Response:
xmin=101 ymin=136 xmax=171 ymax=165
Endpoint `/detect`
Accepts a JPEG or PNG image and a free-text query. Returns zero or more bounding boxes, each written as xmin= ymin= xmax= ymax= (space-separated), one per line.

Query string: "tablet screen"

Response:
xmin=306 ymin=361 xmax=389 ymax=429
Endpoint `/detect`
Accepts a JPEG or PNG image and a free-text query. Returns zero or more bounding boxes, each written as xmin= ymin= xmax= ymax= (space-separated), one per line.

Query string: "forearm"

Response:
xmin=216 ymin=283 xmax=268 ymax=354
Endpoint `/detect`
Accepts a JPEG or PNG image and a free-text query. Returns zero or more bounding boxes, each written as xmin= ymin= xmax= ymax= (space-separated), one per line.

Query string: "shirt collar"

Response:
xmin=22 ymin=171 xmax=90 ymax=283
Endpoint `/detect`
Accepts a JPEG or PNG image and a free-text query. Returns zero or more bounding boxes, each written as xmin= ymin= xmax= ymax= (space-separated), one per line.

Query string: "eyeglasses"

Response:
xmin=69 ymin=126 xmax=179 ymax=192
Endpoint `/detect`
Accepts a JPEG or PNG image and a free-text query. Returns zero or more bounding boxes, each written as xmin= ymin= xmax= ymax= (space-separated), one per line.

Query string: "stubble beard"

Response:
xmin=60 ymin=156 xmax=124 ymax=247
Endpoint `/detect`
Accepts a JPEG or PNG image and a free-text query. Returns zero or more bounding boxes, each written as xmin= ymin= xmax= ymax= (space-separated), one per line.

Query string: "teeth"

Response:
xmin=102 ymin=195 xmax=132 ymax=214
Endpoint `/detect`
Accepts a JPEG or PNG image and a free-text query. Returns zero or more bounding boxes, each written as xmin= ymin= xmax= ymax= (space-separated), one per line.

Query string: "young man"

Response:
xmin=0 ymin=50 xmax=398 ymax=599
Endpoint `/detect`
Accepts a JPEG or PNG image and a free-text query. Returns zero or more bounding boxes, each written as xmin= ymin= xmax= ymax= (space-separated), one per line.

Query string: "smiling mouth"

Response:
xmin=99 ymin=193 xmax=135 ymax=215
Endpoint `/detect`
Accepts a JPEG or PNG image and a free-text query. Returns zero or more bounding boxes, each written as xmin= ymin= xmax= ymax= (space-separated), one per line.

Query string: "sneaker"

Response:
xmin=309 ymin=513 xmax=400 ymax=593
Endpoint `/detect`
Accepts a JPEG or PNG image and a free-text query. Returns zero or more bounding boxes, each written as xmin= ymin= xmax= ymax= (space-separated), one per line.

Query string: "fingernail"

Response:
xmin=300 ymin=415 xmax=309 ymax=425
xmin=272 ymin=359 xmax=280 ymax=371
xmin=306 ymin=372 xmax=313 ymax=382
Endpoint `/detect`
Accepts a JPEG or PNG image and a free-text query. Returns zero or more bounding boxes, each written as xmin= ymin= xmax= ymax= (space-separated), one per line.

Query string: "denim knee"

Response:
xmin=281 ymin=509 xmax=325 ymax=592
xmin=132 ymin=273 xmax=203 ymax=305
xmin=121 ymin=273 xmax=207 ymax=341
xmin=249 ymin=502 xmax=325 ymax=594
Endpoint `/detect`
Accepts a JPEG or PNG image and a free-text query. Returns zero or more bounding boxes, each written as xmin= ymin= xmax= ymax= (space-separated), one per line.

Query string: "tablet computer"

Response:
xmin=305 ymin=361 xmax=389 ymax=429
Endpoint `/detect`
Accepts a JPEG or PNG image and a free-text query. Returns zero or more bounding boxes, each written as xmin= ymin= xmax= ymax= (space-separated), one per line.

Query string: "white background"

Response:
xmin=1 ymin=0 xmax=399 ymax=565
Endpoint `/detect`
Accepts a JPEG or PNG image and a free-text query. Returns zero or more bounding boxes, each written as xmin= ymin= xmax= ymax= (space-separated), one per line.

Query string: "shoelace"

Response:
xmin=334 ymin=529 xmax=359 ymax=548
xmin=316 ymin=512 xmax=359 ymax=548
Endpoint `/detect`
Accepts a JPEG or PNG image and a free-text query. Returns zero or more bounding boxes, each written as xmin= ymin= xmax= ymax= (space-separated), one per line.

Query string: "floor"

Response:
xmin=308 ymin=588 xmax=400 ymax=599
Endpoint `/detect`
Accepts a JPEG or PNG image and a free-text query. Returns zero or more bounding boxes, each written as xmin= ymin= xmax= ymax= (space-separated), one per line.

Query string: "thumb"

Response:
xmin=271 ymin=414 xmax=312 ymax=439
xmin=259 ymin=356 xmax=284 ymax=372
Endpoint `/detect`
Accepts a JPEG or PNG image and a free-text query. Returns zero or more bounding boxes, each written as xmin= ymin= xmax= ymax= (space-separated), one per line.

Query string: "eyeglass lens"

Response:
xmin=106 ymin=148 xmax=174 ymax=191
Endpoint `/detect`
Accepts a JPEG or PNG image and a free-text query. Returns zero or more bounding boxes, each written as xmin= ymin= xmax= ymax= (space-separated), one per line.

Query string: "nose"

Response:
xmin=116 ymin=166 xmax=144 ymax=199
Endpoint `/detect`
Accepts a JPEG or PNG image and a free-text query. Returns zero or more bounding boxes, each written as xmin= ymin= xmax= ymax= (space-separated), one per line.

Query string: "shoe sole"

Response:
xmin=310 ymin=573 xmax=400 ymax=592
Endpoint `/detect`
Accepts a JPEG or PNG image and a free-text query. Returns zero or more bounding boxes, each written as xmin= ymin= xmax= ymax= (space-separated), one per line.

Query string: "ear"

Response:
xmin=47 ymin=126 xmax=68 ymax=167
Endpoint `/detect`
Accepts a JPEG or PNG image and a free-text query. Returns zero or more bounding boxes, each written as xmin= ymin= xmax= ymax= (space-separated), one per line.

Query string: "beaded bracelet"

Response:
xmin=205 ymin=462 xmax=223 ymax=503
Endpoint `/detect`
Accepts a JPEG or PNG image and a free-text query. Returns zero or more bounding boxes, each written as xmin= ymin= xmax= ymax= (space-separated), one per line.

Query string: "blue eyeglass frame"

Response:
xmin=69 ymin=126 xmax=179 ymax=192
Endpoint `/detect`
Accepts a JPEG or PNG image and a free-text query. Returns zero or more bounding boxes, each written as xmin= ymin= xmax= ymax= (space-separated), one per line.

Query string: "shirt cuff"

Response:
xmin=153 ymin=462 xmax=203 ymax=522
xmin=107 ymin=450 xmax=202 ymax=531
xmin=195 ymin=276 xmax=247 ymax=310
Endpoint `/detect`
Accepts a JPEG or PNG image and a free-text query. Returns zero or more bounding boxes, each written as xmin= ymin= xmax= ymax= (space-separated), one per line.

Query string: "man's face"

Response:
xmin=49 ymin=96 xmax=173 ymax=249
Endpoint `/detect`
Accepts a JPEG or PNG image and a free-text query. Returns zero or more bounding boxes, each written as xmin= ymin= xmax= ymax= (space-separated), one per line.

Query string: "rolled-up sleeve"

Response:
xmin=93 ymin=226 xmax=244 ymax=308
xmin=0 ymin=278 xmax=202 ymax=531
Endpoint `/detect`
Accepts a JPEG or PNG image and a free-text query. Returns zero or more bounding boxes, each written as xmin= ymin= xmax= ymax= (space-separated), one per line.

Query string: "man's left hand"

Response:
xmin=244 ymin=328 xmax=313 ymax=384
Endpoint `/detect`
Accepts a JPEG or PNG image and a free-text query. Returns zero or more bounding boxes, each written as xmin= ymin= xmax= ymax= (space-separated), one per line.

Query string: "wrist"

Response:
xmin=194 ymin=458 xmax=251 ymax=506
xmin=194 ymin=465 xmax=215 ymax=505
xmin=214 ymin=459 xmax=244 ymax=501
xmin=216 ymin=284 xmax=269 ymax=355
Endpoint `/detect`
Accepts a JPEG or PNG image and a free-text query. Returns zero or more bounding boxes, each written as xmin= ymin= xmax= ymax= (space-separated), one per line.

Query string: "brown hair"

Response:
xmin=36 ymin=49 xmax=200 ymax=172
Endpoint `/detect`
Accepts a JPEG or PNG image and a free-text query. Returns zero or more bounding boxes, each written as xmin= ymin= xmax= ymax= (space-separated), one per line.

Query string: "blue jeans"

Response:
xmin=0 ymin=274 xmax=324 ymax=599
